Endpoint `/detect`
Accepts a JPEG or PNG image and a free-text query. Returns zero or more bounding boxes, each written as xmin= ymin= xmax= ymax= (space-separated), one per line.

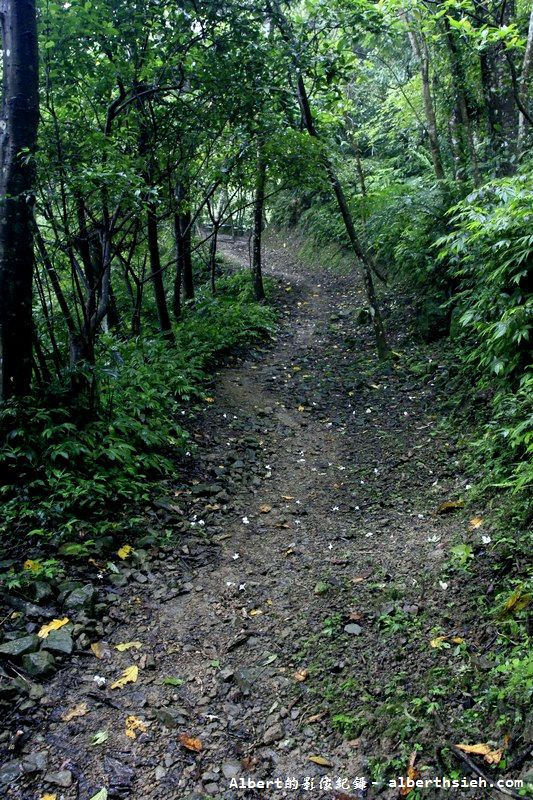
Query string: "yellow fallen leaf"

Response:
xmin=62 ymin=701 xmax=89 ymax=722
xmin=451 ymin=636 xmax=465 ymax=644
xmin=436 ymin=500 xmax=465 ymax=514
xmin=179 ymin=733 xmax=203 ymax=752
xmin=308 ymin=755 xmax=332 ymax=767
xmin=293 ymin=668 xmax=308 ymax=682
xmin=38 ymin=618 xmax=69 ymax=639
xmin=125 ymin=715 xmax=147 ymax=740
xmin=41 ymin=795 xmax=57 ymax=800
xmin=430 ymin=635 xmax=464 ymax=648
xmin=115 ymin=641 xmax=142 ymax=652
xmin=249 ymin=609 xmax=262 ymax=616
xmin=111 ymin=665 xmax=139 ymax=689
xmin=281 ymin=495 xmax=294 ymax=500
xmin=117 ymin=544 xmax=133 ymax=560
xmin=469 ymin=516 xmax=484 ymax=529
xmin=23 ymin=559 xmax=41 ymax=572
xmin=456 ymin=742 xmax=504 ymax=764
xmin=259 ymin=504 xmax=272 ymax=513
xmin=205 ymin=397 xmax=215 ymax=403
xmin=503 ymin=587 xmax=532 ymax=615
xmin=297 ymin=405 xmax=305 ymax=412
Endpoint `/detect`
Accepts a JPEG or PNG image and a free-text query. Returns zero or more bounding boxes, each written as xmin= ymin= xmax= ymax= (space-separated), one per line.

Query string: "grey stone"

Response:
xmin=0 ymin=635 xmax=39 ymax=658
xmin=64 ymin=584 xmax=95 ymax=610
xmin=156 ymin=708 xmax=186 ymax=728
xmin=344 ymin=624 xmax=362 ymax=635
xmin=22 ymin=650 xmax=56 ymax=677
xmin=44 ymin=770 xmax=73 ymax=787
xmin=222 ymin=761 xmax=240 ymax=780
xmin=263 ymin=723 xmax=283 ymax=745
xmin=0 ymin=760 xmax=21 ymax=786
xmin=22 ymin=751 xmax=48 ymax=773
xmin=41 ymin=629 xmax=73 ymax=655
xmin=155 ymin=766 xmax=166 ymax=781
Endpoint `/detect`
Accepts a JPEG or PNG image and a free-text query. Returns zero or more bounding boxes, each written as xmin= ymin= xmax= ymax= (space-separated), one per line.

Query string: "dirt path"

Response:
xmin=9 ymin=236 xmax=476 ymax=800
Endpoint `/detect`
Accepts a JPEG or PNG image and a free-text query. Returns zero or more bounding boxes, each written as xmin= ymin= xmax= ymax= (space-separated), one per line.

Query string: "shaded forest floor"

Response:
xmin=2 ymin=235 xmax=528 ymax=800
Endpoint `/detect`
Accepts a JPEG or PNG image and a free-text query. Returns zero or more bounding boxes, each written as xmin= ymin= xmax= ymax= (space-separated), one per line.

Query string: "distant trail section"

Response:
xmin=11 ymin=233 xmax=474 ymax=800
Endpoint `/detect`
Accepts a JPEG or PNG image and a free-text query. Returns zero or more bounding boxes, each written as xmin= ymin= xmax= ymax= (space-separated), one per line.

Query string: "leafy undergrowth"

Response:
xmin=0 ymin=270 xmax=276 ymax=594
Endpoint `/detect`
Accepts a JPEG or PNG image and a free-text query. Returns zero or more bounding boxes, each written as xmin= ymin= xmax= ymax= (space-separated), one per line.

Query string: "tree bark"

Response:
xmin=147 ymin=202 xmax=174 ymax=342
xmin=0 ymin=0 xmax=39 ymax=401
xmin=181 ymin=208 xmax=194 ymax=302
xmin=404 ymin=21 xmax=445 ymax=180
xmin=251 ymin=148 xmax=266 ymax=302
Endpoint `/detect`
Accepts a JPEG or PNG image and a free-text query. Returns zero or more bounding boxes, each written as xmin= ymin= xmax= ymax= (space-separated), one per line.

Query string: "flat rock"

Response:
xmin=41 ymin=629 xmax=73 ymax=655
xmin=0 ymin=635 xmax=39 ymax=658
xmin=344 ymin=623 xmax=362 ymax=635
xmin=44 ymin=770 xmax=73 ymax=787
xmin=0 ymin=760 xmax=21 ymax=786
xmin=263 ymin=723 xmax=283 ymax=745
xmin=64 ymin=584 xmax=95 ymax=611
xmin=22 ymin=650 xmax=56 ymax=677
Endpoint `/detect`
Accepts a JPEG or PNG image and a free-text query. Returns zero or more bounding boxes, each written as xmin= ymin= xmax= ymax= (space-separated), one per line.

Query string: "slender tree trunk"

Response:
xmin=404 ymin=22 xmax=445 ymax=180
xmin=251 ymin=149 xmax=266 ymax=302
xmin=0 ymin=0 xmax=39 ymax=401
xmin=209 ymin=223 xmax=219 ymax=296
xmin=518 ymin=4 xmax=533 ymax=156
xmin=442 ymin=16 xmax=480 ymax=185
xmin=147 ymin=202 xmax=174 ymax=342
xmin=296 ymin=74 xmax=390 ymax=359
xmin=181 ymin=208 xmax=194 ymax=302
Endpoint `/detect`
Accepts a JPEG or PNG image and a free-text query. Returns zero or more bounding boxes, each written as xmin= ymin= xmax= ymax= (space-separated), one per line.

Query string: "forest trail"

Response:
xmin=13 ymin=236 xmax=472 ymax=800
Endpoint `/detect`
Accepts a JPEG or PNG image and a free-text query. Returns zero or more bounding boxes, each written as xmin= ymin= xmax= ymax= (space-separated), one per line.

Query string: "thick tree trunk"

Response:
xmin=0 ymin=0 xmax=39 ymax=401
xmin=251 ymin=150 xmax=266 ymax=302
xmin=296 ymin=75 xmax=390 ymax=359
xmin=404 ymin=23 xmax=445 ymax=180
xmin=147 ymin=203 xmax=174 ymax=342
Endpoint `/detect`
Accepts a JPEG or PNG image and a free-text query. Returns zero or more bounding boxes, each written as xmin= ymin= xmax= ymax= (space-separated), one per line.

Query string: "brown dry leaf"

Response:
xmin=308 ymin=755 xmax=332 ymax=767
xmin=293 ymin=668 xmax=309 ymax=682
xmin=436 ymin=500 xmax=465 ymax=514
xmin=456 ymin=742 xmax=504 ymax=764
xmin=399 ymin=765 xmax=421 ymax=797
xmin=469 ymin=516 xmax=484 ymax=529
xmin=61 ymin=701 xmax=89 ymax=722
xmin=90 ymin=641 xmax=112 ymax=660
xmin=115 ymin=641 xmax=142 ymax=652
xmin=259 ymin=504 xmax=272 ymax=513
xmin=204 ymin=397 xmax=215 ymax=403
xmin=110 ymin=665 xmax=139 ymax=689
xmin=38 ymin=617 xmax=69 ymax=639
xmin=349 ymin=611 xmax=363 ymax=621
xmin=274 ymin=521 xmax=290 ymax=529
xmin=241 ymin=755 xmax=257 ymax=770
xmin=179 ymin=733 xmax=203 ymax=752
xmin=125 ymin=715 xmax=147 ymax=740
xmin=306 ymin=711 xmax=327 ymax=724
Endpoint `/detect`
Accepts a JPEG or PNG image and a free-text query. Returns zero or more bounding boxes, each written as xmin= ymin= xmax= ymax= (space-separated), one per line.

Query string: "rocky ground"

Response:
xmin=1 ymin=235 xmax=527 ymax=800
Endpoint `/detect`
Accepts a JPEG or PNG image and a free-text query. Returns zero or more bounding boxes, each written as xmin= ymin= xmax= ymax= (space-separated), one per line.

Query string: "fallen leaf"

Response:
xmin=469 ymin=516 xmax=484 ymax=529
xmin=306 ymin=711 xmax=327 ymax=723
xmin=436 ymin=500 xmax=465 ymax=514
xmin=38 ymin=618 xmax=69 ymax=639
xmin=430 ymin=635 xmax=464 ymax=648
xmin=259 ymin=504 xmax=272 ymax=513
xmin=204 ymin=397 xmax=215 ymax=403
xmin=115 ymin=641 xmax=142 ymax=651
xmin=117 ymin=544 xmax=133 ymax=559
xmin=125 ymin=715 xmax=147 ymax=740
xmin=162 ymin=676 xmax=184 ymax=686
xmin=281 ymin=495 xmax=294 ymax=500
xmin=23 ymin=559 xmax=41 ymax=572
xmin=297 ymin=405 xmax=305 ymax=412
xmin=62 ymin=701 xmax=89 ymax=722
xmin=274 ymin=521 xmax=290 ymax=528
xmin=501 ymin=586 xmax=532 ymax=616
xmin=41 ymin=795 xmax=57 ymax=800
xmin=89 ymin=790 xmax=108 ymax=800
xmin=293 ymin=668 xmax=308 ymax=682
xmin=90 ymin=641 xmax=112 ymax=659
xmin=399 ymin=751 xmax=420 ymax=796
xmin=249 ymin=608 xmax=262 ymax=616
xmin=179 ymin=733 xmax=203 ymax=752
xmin=91 ymin=730 xmax=109 ymax=746
xmin=110 ymin=665 xmax=139 ymax=689
xmin=456 ymin=742 xmax=505 ymax=764
xmin=308 ymin=755 xmax=332 ymax=767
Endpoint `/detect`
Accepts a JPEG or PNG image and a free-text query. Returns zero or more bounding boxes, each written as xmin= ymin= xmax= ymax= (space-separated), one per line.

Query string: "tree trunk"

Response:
xmin=181 ymin=208 xmax=194 ymax=302
xmin=147 ymin=203 xmax=174 ymax=342
xmin=404 ymin=22 xmax=445 ymax=180
xmin=296 ymin=74 xmax=390 ymax=359
xmin=251 ymin=149 xmax=266 ymax=302
xmin=0 ymin=0 xmax=39 ymax=401
xmin=209 ymin=223 xmax=219 ymax=296
xmin=518 ymin=4 xmax=533 ymax=156
xmin=442 ymin=16 xmax=480 ymax=186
